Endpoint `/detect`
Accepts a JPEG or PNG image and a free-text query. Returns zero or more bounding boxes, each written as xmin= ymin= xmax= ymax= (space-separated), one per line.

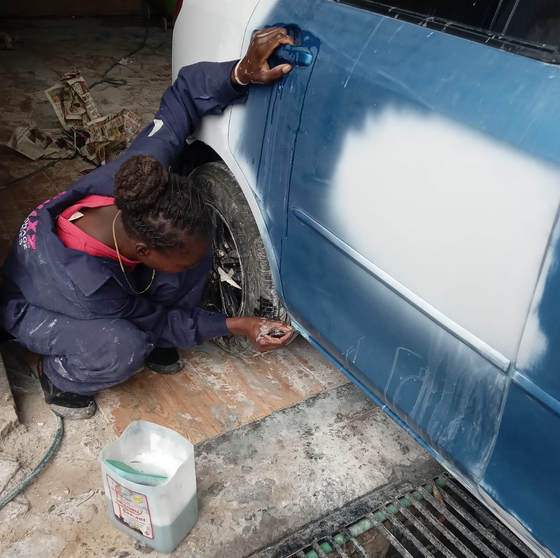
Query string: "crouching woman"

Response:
xmin=0 ymin=27 xmax=295 ymax=418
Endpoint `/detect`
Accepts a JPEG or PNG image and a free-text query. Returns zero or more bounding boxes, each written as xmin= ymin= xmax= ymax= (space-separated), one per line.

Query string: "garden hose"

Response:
xmin=0 ymin=411 xmax=64 ymax=511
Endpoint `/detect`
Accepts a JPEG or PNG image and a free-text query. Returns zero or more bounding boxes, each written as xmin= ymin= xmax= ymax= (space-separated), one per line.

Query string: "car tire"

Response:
xmin=188 ymin=161 xmax=292 ymax=356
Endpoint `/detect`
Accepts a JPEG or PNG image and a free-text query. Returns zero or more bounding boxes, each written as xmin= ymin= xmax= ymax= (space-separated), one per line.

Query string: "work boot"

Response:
xmin=38 ymin=357 xmax=97 ymax=419
xmin=145 ymin=347 xmax=183 ymax=375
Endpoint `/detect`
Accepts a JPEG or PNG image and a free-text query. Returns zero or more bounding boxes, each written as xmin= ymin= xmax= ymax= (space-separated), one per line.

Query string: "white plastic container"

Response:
xmin=99 ymin=420 xmax=198 ymax=553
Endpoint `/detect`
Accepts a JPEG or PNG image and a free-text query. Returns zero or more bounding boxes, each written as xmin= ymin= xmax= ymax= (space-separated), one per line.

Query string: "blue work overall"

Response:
xmin=0 ymin=61 xmax=244 ymax=395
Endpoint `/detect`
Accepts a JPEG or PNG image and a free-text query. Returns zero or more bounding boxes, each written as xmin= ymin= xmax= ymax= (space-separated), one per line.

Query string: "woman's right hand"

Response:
xmin=226 ymin=317 xmax=294 ymax=353
xmin=234 ymin=27 xmax=295 ymax=85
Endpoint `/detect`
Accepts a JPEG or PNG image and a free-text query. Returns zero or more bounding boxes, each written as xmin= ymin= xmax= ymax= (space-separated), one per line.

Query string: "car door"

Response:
xmin=228 ymin=25 xmax=310 ymax=263
xmin=243 ymin=0 xmax=560 ymax=487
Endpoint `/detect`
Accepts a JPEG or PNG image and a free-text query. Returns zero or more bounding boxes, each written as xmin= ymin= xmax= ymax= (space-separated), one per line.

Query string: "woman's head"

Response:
xmin=114 ymin=154 xmax=214 ymax=273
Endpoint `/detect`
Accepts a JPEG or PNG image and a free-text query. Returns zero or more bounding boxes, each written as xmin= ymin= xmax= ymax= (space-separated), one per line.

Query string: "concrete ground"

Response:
xmin=0 ymin=18 xmax=436 ymax=558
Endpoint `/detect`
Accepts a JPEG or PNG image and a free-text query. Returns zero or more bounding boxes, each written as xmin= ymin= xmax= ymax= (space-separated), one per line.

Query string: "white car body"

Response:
xmin=172 ymin=0 xmax=282 ymax=289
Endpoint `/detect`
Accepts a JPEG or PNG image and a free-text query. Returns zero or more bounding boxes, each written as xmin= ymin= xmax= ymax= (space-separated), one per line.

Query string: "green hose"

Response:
xmin=0 ymin=411 xmax=64 ymax=511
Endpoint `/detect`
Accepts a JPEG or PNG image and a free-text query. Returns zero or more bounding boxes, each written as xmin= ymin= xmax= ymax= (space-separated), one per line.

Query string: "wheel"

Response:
xmin=188 ymin=161 xmax=293 ymax=356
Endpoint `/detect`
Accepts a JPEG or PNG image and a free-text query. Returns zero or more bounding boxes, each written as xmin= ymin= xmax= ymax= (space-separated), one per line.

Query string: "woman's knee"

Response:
xmin=74 ymin=321 xmax=151 ymax=379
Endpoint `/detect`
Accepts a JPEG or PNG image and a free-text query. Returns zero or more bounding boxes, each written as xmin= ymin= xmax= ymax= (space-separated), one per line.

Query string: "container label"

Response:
xmin=106 ymin=475 xmax=154 ymax=539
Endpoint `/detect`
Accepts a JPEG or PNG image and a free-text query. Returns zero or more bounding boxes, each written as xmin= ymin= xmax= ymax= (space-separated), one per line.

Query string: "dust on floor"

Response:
xmin=99 ymin=337 xmax=345 ymax=442
xmin=0 ymin=373 xmax=434 ymax=558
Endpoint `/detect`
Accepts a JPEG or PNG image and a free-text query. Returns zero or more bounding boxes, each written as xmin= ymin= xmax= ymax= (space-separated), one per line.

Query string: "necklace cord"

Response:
xmin=112 ymin=210 xmax=155 ymax=295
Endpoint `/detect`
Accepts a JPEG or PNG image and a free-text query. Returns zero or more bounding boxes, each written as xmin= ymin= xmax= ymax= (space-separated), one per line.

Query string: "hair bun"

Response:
xmin=114 ymin=154 xmax=169 ymax=213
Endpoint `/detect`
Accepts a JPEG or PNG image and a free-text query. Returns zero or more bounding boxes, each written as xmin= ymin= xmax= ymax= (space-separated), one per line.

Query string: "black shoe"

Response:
xmin=145 ymin=347 xmax=183 ymax=375
xmin=38 ymin=358 xmax=97 ymax=419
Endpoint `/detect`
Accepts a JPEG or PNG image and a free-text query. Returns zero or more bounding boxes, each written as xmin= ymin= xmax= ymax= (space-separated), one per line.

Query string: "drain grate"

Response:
xmin=287 ymin=475 xmax=537 ymax=558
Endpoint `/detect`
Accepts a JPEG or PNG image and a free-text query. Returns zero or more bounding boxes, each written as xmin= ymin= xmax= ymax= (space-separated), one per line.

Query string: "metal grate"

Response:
xmin=286 ymin=475 xmax=537 ymax=558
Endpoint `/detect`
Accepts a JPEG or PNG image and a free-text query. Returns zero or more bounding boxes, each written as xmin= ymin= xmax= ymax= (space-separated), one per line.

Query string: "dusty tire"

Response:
xmin=189 ymin=161 xmax=291 ymax=356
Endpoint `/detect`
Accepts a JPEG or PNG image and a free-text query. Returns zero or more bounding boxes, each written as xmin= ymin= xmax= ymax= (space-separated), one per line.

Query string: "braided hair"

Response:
xmin=114 ymin=155 xmax=215 ymax=250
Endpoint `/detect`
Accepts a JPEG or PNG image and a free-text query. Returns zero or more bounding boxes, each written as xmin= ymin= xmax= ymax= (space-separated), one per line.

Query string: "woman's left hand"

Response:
xmin=226 ymin=316 xmax=294 ymax=353
xmin=233 ymin=27 xmax=295 ymax=85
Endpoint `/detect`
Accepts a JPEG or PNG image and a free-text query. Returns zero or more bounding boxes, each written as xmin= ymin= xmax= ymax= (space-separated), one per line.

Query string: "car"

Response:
xmin=171 ymin=1 xmax=560 ymax=556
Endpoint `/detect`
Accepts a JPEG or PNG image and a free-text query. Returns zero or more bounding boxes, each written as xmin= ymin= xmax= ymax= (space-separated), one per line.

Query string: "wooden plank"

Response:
xmin=97 ymin=337 xmax=347 ymax=444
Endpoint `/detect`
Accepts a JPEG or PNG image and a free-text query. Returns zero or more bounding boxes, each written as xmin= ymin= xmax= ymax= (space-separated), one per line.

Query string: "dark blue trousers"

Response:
xmin=7 ymin=255 xmax=213 ymax=396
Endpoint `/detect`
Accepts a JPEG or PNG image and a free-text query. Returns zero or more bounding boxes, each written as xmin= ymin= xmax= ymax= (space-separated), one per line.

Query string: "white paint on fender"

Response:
xmin=170 ymin=0 xmax=285 ymax=292
xmin=172 ymin=0 xmax=262 ymax=78
xmin=330 ymin=109 xmax=560 ymax=361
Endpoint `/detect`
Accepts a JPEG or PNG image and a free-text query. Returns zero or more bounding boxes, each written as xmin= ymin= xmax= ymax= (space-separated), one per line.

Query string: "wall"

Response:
xmin=0 ymin=0 xmax=143 ymax=17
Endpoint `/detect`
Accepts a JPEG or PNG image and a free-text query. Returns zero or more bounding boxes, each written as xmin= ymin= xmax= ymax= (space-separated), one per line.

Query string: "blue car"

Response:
xmin=173 ymin=1 xmax=560 ymax=556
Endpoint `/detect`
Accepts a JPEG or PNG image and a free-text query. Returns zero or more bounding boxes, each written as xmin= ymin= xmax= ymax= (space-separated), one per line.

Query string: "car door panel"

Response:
xmin=228 ymin=23 xmax=316 ymax=261
xmin=251 ymin=0 xmax=560 ymax=483
xmin=283 ymin=211 xmax=507 ymax=478
xmin=480 ymin=214 xmax=560 ymax=556
xmin=480 ymin=381 xmax=560 ymax=555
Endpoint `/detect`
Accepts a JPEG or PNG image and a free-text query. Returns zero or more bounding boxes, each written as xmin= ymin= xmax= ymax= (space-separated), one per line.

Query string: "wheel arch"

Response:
xmin=172 ymin=0 xmax=286 ymax=302
xmin=179 ymin=137 xmax=285 ymax=303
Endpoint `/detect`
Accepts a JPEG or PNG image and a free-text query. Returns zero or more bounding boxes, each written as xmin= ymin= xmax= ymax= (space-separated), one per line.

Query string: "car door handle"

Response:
xmin=274 ymin=44 xmax=313 ymax=67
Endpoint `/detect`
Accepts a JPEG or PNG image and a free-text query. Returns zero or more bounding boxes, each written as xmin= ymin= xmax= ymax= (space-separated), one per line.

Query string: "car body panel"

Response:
xmin=171 ymin=0 xmax=288 ymax=292
xmin=481 ymin=377 xmax=560 ymax=555
xmin=172 ymin=1 xmax=560 ymax=556
xmin=481 ymin=213 xmax=560 ymax=555
xmin=282 ymin=208 xmax=509 ymax=479
xmin=229 ymin=57 xmax=304 ymax=258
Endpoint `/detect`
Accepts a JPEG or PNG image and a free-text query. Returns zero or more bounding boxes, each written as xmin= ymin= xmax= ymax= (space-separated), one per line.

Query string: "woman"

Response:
xmin=0 ymin=28 xmax=295 ymax=419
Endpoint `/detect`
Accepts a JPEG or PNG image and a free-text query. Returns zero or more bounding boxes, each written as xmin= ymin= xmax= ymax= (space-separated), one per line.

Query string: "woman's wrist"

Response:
xmin=226 ymin=316 xmax=250 ymax=336
xmin=230 ymin=60 xmax=249 ymax=88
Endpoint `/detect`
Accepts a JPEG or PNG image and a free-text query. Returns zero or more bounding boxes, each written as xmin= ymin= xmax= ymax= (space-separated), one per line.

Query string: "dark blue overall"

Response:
xmin=0 ymin=61 xmax=244 ymax=395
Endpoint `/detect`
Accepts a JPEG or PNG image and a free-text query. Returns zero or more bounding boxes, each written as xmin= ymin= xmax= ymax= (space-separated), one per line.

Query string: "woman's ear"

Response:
xmin=135 ymin=243 xmax=150 ymax=257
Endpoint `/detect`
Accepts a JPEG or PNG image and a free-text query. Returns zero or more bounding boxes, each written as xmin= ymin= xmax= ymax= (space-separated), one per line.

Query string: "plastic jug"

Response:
xmin=99 ymin=420 xmax=198 ymax=553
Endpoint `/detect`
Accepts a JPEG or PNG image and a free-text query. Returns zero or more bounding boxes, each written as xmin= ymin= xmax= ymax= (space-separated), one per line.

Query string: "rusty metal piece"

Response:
xmin=311 ymin=542 xmax=329 ymax=558
xmin=395 ymin=498 xmax=457 ymax=558
xmin=382 ymin=506 xmax=436 ymax=558
xmin=341 ymin=527 xmax=372 ymax=558
xmin=326 ymin=535 xmax=351 ymax=558
xmin=408 ymin=492 xmax=479 ymax=558
xmin=436 ymin=483 xmax=521 ymax=558
xmin=432 ymin=483 xmax=446 ymax=523
xmin=443 ymin=477 xmax=539 ymax=558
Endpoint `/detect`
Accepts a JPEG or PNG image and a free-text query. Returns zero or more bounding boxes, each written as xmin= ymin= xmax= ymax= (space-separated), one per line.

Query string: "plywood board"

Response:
xmin=96 ymin=337 xmax=347 ymax=443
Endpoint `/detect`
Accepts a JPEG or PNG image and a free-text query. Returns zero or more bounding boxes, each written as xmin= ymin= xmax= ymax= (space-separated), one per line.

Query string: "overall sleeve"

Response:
xmin=73 ymin=62 xmax=245 ymax=345
xmin=125 ymin=61 xmax=245 ymax=168
xmin=71 ymin=279 xmax=230 ymax=349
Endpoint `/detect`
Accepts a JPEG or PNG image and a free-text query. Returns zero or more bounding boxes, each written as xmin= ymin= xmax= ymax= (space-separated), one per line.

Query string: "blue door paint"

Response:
xmin=229 ymin=24 xmax=313 ymax=260
xmin=481 ymin=215 xmax=560 ymax=554
xmin=233 ymin=0 xmax=560 ymax=554
xmin=481 ymin=379 xmax=560 ymax=553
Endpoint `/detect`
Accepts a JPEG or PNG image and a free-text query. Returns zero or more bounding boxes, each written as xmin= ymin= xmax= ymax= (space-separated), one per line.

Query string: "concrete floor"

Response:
xmin=0 ymin=18 xmax=435 ymax=558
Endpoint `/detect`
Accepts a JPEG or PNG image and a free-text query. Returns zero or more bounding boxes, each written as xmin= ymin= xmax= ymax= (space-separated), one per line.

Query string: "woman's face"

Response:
xmin=136 ymin=234 xmax=213 ymax=274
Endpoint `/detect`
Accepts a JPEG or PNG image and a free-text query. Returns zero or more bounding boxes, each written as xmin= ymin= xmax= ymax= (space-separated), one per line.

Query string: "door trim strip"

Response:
xmin=292 ymin=207 xmax=510 ymax=371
